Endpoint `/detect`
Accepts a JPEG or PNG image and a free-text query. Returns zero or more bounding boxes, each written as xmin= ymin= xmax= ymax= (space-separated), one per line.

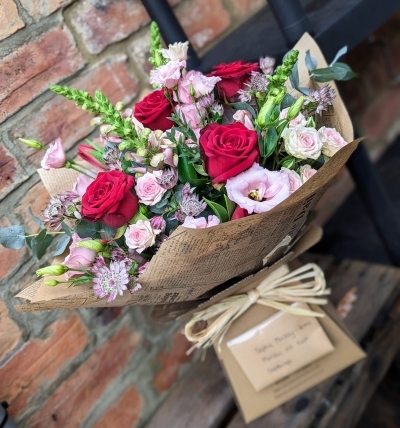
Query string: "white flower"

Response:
xmin=300 ymin=164 xmax=317 ymax=183
xmin=161 ymin=41 xmax=189 ymax=61
xmin=319 ymin=126 xmax=348 ymax=157
xmin=282 ymin=126 xmax=322 ymax=160
xmin=125 ymin=220 xmax=157 ymax=253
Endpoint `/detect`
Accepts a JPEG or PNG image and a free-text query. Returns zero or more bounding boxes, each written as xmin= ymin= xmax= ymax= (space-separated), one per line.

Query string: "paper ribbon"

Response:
xmin=184 ymin=263 xmax=330 ymax=352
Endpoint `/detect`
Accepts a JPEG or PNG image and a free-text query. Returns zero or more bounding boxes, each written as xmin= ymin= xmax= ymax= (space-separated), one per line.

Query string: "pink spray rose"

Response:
xmin=282 ymin=126 xmax=322 ymax=160
xmin=41 ymin=138 xmax=67 ymax=170
xmin=182 ymin=215 xmax=220 ymax=229
xmin=226 ymin=163 xmax=291 ymax=214
xmin=233 ymin=110 xmax=254 ymax=130
xmin=318 ymin=126 xmax=348 ymax=157
xmin=300 ymin=165 xmax=317 ymax=183
xmin=63 ymin=233 xmax=97 ymax=280
xmin=176 ymin=70 xmax=221 ymax=104
xmin=176 ymin=103 xmax=206 ymax=129
xmin=135 ymin=172 xmax=167 ymax=206
xmin=280 ymin=167 xmax=302 ymax=194
xmin=149 ymin=60 xmax=186 ymax=88
xmin=124 ymin=220 xmax=157 ymax=253
xmin=73 ymin=174 xmax=95 ymax=197
xmin=279 ymin=108 xmax=307 ymax=128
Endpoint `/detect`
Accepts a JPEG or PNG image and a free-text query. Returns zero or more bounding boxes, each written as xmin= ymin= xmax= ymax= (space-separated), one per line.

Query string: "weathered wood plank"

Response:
xmin=146 ymin=351 xmax=234 ymax=428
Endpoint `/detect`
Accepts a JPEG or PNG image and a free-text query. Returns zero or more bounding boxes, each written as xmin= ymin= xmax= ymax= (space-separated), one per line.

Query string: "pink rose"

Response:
xmin=300 ymin=165 xmax=317 ymax=183
xmin=135 ymin=172 xmax=167 ymax=206
xmin=124 ymin=220 xmax=156 ymax=253
xmin=319 ymin=126 xmax=348 ymax=157
xmin=63 ymin=233 xmax=97 ymax=280
xmin=176 ymin=103 xmax=206 ymax=129
xmin=233 ymin=110 xmax=254 ymax=130
xmin=282 ymin=126 xmax=322 ymax=160
xmin=279 ymin=108 xmax=307 ymax=128
xmin=182 ymin=215 xmax=220 ymax=229
xmin=176 ymin=70 xmax=221 ymax=104
xmin=259 ymin=56 xmax=275 ymax=75
xmin=280 ymin=167 xmax=302 ymax=194
xmin=149 ymin=60 xmax=186 ymax=88
xmin=41 ymin=138 xmax=67 ymax=170
xmin=73 ymin=174 xmax=95 ymax=197
xmin=226 ymin=163 xmax=290 ymax=214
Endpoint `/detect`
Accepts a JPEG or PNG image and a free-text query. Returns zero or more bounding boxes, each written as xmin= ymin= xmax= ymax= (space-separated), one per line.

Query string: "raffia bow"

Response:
xmin=185 ymin=263 xmax=330 ymax=352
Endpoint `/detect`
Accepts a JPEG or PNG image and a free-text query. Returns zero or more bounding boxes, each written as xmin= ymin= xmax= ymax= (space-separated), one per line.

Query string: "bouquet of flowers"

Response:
xmin=1 ymin=28 xmax=359 ymax=312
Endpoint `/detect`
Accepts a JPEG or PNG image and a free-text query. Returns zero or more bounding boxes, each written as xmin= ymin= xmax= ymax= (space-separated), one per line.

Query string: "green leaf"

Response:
xmin=223 ymin=195 xmax=236 ymax=220
xmin=229 ymin=102 xmax=257 ymax=119
xmin=75 ymin=220 xmax=101 ymax=239
xmin=193 ymin=164 xmax=208 ymax=176
xmin=188 ymin=178 xmax=209 ymax=188
xmin=312 ymin=63 xmax=357 ymax=82
xmin=262 ymin=127 xmax=278 ymax=158
xmin=177 ymin=144 xmax=197 ymax=183
xmin=130 ymin=210 xmax=148 ymax=224
xmin=53 ymin=234 xmax=71 ymax=256
xmin=289 ymin=60 xmax=299 ymax=89
xmin=115 ymin=224 xmax=127 ymax=239
xmin=0 ymin=225 xmax=26 ymax=249
xmin=61 ymin=222 xmax=72 ymax=236
xmin=28 ymin=207 xmax=44 ymax=230
xmin=203 ymin=197 xmax=229 ymax=223
xmin=30 ymin=229 xmax=54 ymax=261
xmin=102 ymin=225 xmax=117 ymax=238
xmin=305 ymin=50 xmax=318 ymax=71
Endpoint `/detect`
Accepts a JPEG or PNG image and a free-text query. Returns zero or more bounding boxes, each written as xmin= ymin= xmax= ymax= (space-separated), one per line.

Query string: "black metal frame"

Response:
xmin=141 ymin=0 xmax=400 ymax=265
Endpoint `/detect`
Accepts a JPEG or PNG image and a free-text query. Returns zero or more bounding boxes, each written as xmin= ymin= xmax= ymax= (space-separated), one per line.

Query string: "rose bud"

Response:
xmin=36 ymin=265 xmax=69 ymax=277
xmin=75 ymin=240 xmax=105 ymax=252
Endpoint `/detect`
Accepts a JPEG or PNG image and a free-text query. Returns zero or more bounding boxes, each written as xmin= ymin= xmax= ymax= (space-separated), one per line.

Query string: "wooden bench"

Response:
xmin=146 ymin=255 xmax=400 ymax=428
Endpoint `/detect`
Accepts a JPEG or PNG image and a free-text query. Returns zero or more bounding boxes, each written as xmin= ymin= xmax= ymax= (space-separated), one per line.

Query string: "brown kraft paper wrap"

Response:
xmin=15 ymin=33 xmax=361 ymax=312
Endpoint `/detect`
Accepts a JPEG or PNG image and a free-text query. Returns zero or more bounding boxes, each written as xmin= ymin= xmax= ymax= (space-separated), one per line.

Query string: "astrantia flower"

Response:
xmin=43 ymin=196 xmax=64 ymax=230
xmin=246 ymin=71 xmax=269 ymax=93
xmin=110 ymin=247 xmax=133 ymax=268
xmin=156 ymin=168 xmax=178 ymax=189
xmin=226 ymin=163 xmax=291 ymax=214
xmin=93 ymin=260 xmax=129 ymax=303
xmin=179 ymin=189 xmax=207 ymax=217
xmin=304 ymin=84 xmax=335 ymax=115
xmin=103 ymin=147 xmax=122 ymax=171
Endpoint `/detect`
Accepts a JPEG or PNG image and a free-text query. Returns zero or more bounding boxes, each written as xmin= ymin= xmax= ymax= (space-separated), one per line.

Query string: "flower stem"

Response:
xmin=66 ymin=161 xmax=96 ymax=178
xmin=24 ymin=231 xmax=66 ymax=238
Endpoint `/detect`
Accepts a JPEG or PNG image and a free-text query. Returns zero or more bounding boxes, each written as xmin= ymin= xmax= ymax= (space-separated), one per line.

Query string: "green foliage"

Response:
xmin=203 ymin=197 xmax=229 ymax=223
xmin=177 ymin=143 xmax=198 ymax=184
xmin=0 ymin=226 xmax=26 ymax=249
xmin=53 ymin=234 xmax=71 ymax=256
xmin=148 ymin=22 xmax=167 ymax=68
xmin=26 ymin=230 xmax=54 ymax=261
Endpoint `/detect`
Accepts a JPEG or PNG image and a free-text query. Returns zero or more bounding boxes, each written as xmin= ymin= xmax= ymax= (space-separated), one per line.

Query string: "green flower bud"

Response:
xmin=75 ymin=240 xmax=104 ymax=252
xmin=115 ymin=101 xmax=124 ymax=111
xmin=118 ymin=141 xmax=134 ymax=151
xmin=36 ymin=264 xmax=69 ymax=277
xmin=282 ymin=158 xmax=295 ymax=169
xmin=256 ymin=97 xmax=275 ymax=127
xmin=189 ymin=84 xmax=196 ymax=97
xmin=19 ymin=138 xmax=44 ymax=150
xmin=137 ymin=147 xmax=147 ymax=157
xmin=44 ymin=280 xmax=60 ymax=286
xmin=140 ymin=128 xmax=152 ymax=141
xmin=287 ymin=96 xmax=305 ymax=121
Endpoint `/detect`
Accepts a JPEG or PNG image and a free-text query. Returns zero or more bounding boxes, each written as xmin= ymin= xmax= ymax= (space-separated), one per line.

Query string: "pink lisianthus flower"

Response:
xmin=175 ymin=70 xmax=221 ymax=104
xmin=41 ymin=138 xmax=67 ymax=170
xmin=149 ymin=60 xmax=186 ymax=89
xmin=182 ymin=215 xmax=220 ymax=229
xmin=280 ymin=167 xmax=302 ymax=194
xmin=233 ymin=110 xmax=254 ymax=130
xmin=318 ymin=126 xmax=348 ymax=157
xmin=176 ymin=103 xmax=206 ymax=129
xmin=72 ymin=174 xmax=95 ymax=197
xmin=63 ymin=233 xmax=97 ymax=280
xmin=226 ymin=163 xmax=291 ymax=214
xmin=300 ymin=164 xmax=317 ymax=183
xmin=135 ymin=172 xmax=167 ymax=206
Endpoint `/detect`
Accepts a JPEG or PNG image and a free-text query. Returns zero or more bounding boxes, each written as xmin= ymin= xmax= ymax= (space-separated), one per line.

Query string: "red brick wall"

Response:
xmin=0 ymin=1 xmax=264 ymax=426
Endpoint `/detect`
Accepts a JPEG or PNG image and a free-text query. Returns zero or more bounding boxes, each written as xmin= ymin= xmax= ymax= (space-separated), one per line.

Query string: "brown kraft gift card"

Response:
xmin=226 ymin=302 xmax=334 ymax=392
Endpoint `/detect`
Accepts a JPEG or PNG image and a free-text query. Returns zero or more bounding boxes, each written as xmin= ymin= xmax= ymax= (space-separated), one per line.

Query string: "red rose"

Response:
xmin=133 ymin=89 xmax=174 ymax=131
xmin=199 ymin=122 xmax=259 ymax=183
xmin=209 ymin=60 xmax=259 ymax=99
xmin=82 ymin=171 xmax=138 ymax=229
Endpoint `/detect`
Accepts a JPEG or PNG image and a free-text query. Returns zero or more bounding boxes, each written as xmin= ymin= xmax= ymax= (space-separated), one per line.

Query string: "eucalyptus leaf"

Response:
xmin=103 ymin=225 xmax=117 ymax=237
xmin=229 ymin=102 xmax=257 ymax=119
xmin=30 ymin=229 xmax=54 ymax=261
xmin=61 ymin=222 xmax=72 ymax=236
xmin=281 ymin=94 xmax=296 ymax=109
xmin=305 ymin=50 xmax=317 ymax=71
xmin=0 ymin=225 xmax=26 ymax=249
xmin=297 ymin=87 xmax=311 ymax=95
xmin=75 ymin=220 xmax=101 ymax=239
xmin=312 ymin=63 xmax=357 ymax=82
xmin=53 ymin=234 xmax=71 ymax=256
xmin=203 ymin=198 xmax=229 ymax=223
xmin=330 ymin=46 xmax=347 ymax=66
xmin=28 ymin=207 xmax=44 ymax=230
